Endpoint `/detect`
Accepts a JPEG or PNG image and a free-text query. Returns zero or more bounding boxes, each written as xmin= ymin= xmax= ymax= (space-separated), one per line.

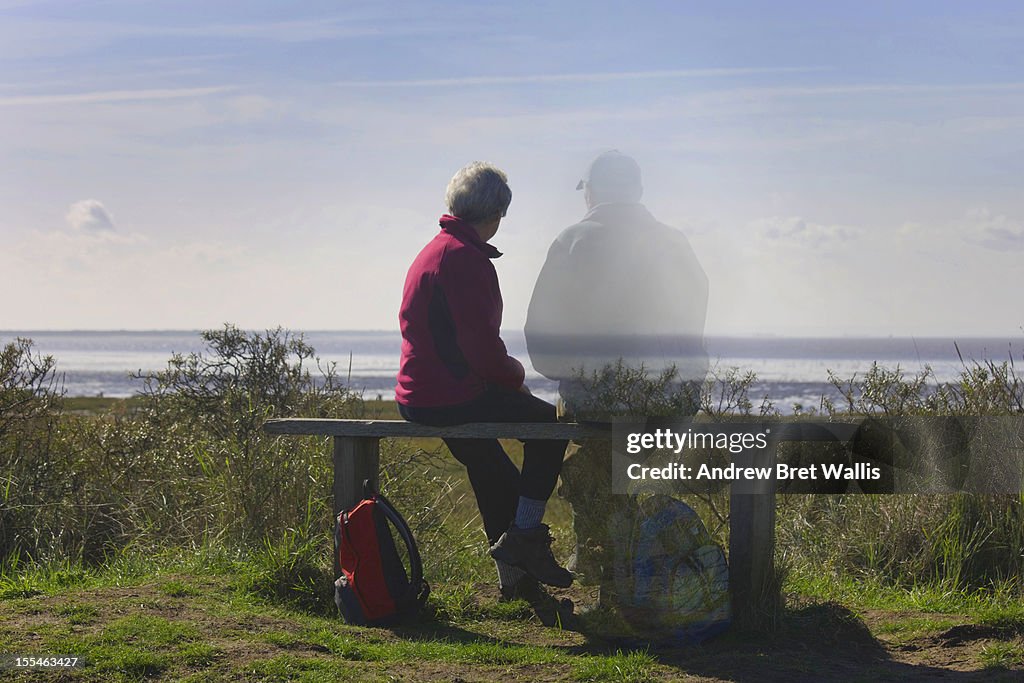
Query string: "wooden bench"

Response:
xmin=263 ymin=418 xmax=859 ymax=623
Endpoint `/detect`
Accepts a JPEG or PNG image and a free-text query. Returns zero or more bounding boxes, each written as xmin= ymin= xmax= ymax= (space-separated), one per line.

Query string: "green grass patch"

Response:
xmin=0 ymin=560 xmax=91 ymax=598
xmin=159 ymin=579 xmax=199 ymax=598
xmin=572 ymin=649 xmax=658 ymax=682
xmin=428 ymin=583 xmax=532 ymax=622
xmin=787 ymin=566 xmax=1024 ymax=624
xmin=40 ymin=615 xmax=204 ymax=680
xmin=296 ymin=623 xmax=564 ymax=666
xmin=980 ymin=641 xmax=1024 ymax=669
xmin=100 ymin=614 xmax=200 ymax=648
xmin=261 ymin=630 xmax=304 ymax=649
xmin=871 ymin=615 xmax=965 ymax=647
xmin=54 ymin=603 xmax=101 ymax=625
xmin=0 ymin=546 xmax=255 ymax=604
xmin=244 ymin=654 xmax=368 ymax=682
xmin=179 ymin=642 xmax=221 ymax=667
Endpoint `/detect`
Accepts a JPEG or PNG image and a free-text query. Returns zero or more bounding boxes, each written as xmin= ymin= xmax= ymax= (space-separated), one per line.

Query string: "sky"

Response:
xmin=2 ymin=1 xmax=1022 ymax=336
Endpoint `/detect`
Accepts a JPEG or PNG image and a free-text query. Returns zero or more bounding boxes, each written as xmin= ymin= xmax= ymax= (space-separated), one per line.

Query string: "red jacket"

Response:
xmin=395 ymin=215 xmax=525 ymax=407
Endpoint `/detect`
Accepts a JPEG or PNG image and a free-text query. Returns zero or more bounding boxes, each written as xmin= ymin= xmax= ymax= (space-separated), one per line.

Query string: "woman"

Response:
xmin=395 ymin=162 xmax=571 ymax=596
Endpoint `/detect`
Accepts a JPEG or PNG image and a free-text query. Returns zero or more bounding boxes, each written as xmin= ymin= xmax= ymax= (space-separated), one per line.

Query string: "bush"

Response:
xmin=781 ymin=350 xmax=1024 ymax=593
xmin=2 ymin=326 xmax=367 ymax=565
xmin=0 ymin=339 xmax=64 ymax=562
xmin=133 ymin=324 xmax=366 ymax=544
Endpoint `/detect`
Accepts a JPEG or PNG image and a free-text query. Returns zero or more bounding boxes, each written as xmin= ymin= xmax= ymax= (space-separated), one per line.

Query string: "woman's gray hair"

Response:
xmin=445 ymin=162 xmax=512 ymax=223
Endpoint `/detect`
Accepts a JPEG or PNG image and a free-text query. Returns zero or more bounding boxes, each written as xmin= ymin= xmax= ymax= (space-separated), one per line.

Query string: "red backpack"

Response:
xmin=334 ymin=481 xmax=430 ymax=624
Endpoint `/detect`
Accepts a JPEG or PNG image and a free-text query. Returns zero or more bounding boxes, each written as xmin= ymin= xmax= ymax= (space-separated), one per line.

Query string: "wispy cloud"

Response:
xmin=730 ymin=82 xmax=1024 ymax=98
xmin=144 ymin=18 xmax=424 ymax=42
xmin=333 ymin=66 xmax=826 ymax=88
xmin=0 ymin=15 xmax=435 ymax=56
xmin=0 ymin=85 xmax=237 ymax=108
xmin=0 ymin=85 xmax=235 ymax=107
xmin=751 ymin=216 xmax=860 ymax=247
xmin=963 ymin=207 xmax=1024 ymax=250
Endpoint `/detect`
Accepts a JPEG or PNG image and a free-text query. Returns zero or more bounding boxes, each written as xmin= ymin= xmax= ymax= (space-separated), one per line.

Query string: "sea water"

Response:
xmin=0 ymin=330 xmax=1017 ymax=414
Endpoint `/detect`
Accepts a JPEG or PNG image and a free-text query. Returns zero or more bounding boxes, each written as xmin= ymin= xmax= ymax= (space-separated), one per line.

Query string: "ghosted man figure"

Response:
xmin=525 ymin=151 xmax=709 ymax=603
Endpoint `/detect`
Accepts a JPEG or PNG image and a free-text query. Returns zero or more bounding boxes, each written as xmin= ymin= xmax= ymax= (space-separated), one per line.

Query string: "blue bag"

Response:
xmin=612 ymin=494 xmax=731 ymax=644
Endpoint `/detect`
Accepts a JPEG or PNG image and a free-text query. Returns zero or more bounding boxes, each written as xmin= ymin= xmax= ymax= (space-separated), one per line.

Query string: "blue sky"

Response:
xmin=2 ymin=1 xmax=1022 ymax=335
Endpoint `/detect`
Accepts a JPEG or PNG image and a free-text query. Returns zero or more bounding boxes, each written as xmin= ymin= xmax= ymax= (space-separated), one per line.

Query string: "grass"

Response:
xmin=873 ymin=616 xmax=961 ymax=640
xmin=2 ymin=537 xmax=1023 ymax=681
xmin=785 ymin=566 xmax=1024 ymax=628
xmin=55 ymin=604 xmax=101 ymax=626
xmin=0 ymin=553 xmax=679 ymax=682
xmin=36 ymin=615 xmax=206 ymax=680
xmin=980 ymin=641 xmax=1024 ymax=669
xmin=159 ymin=579 xmax=199 ymax=598
xmin=572 ymin=650 xmax=658 ymax=682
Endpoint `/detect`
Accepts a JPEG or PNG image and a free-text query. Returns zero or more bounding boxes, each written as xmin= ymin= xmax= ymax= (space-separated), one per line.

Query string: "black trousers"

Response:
xmin=399 ymin=386 xmax=567 ymax=545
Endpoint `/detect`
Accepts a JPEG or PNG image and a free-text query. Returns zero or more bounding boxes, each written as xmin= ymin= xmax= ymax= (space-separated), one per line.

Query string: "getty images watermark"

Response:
xmin=623 ymin=424 xmax=879 ymax=483
xmin=610 ymin=417 xmax=1024 ymax=495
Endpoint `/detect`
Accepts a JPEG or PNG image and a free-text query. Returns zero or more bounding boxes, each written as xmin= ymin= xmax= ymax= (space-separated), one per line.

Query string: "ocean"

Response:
xmin=1 ymin=330 xmax=1018 ymax=413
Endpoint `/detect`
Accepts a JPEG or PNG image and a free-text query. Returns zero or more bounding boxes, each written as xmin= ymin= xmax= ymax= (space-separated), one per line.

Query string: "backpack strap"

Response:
xmin=362 ymin=479 xmax=430 ymax=609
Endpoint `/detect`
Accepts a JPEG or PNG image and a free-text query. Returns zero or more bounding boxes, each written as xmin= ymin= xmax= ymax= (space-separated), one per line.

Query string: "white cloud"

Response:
xmin=750 ymin=216 xmax=859 ymax=247
xmin=963 ymin=207 xmax=1024 ymax=250
xmin=65 ymin=199 xmax=115 ymax=233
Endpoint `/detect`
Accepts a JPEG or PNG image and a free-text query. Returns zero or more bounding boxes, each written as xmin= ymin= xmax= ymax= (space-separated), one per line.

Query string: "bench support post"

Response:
xmin=729 ymin=441 xmax=777 ymax=627
xmin=332 ymin=436 xmax=380 ymax=580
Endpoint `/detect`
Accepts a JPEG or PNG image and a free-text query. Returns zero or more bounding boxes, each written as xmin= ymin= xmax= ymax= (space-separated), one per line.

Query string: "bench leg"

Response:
xmin=332 ymin=436 xmax=380 ymax=579
xmin=729 ymin=441 xmax=777 ymax=627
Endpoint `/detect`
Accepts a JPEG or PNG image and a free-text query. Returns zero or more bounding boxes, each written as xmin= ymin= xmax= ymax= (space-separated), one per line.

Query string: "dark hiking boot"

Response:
xmin=490 ymin=524 xmax=573 ymax=588
xmin=500 ymin=574 xmax=538 ymax=603
xmin=499 ymin=576 xmax=577 ymax=628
